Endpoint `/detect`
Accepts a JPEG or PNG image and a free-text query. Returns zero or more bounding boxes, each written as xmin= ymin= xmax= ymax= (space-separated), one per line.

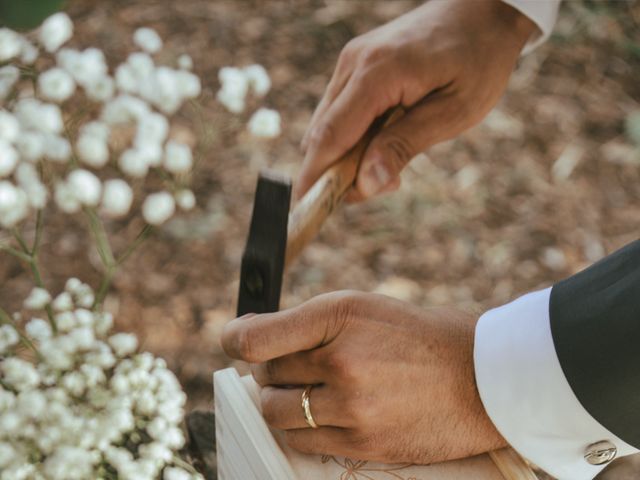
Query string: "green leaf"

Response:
xmin=0 ymin=0 xmax=65 ymax=30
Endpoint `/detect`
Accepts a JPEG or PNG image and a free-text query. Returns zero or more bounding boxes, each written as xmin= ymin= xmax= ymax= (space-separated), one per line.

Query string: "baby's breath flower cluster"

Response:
xmin=0 ymin=280 xmax=202 ymax=480
xmin=0 ymin=13 xmax=204 ymax=228
xmin=217 ymin=65 xmax=282 ymax=138
xmin=0 ymin=9 xmax=284 ymax=479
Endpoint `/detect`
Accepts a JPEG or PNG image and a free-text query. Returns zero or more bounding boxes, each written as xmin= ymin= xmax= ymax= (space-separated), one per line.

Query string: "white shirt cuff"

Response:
xmin=474 ymin=287 xmax=639 ymax=480
xmin=501 ymin=0 xmax=561 ymax=54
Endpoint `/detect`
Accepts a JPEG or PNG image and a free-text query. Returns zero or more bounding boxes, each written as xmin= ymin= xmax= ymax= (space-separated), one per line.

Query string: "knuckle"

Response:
xmin=344 ymin=396 xmax=377 ymax=425
xmin=235 ymin=327 xmax=258 ymax=362
xmin=376 ymin=133 xmax=415 ymax=174
xmin=324 ymin=351 xmax=357 ymax=381
xmin=260 ymin=390 xmax=279 ymax=426
xmin=264 ymin=359 xmax=279 ymax=383
xmin=308 ymin=121 xmax=337 ymax=150
xmin=359 ymin=45 xmax=391 ymax=66
xmin=284 ymin=431 xmax=314 ymax=454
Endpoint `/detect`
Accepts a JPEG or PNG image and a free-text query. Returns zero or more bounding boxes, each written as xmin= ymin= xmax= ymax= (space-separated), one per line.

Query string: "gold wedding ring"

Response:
xmin=301 ymin=385 xmax=319 ymax=429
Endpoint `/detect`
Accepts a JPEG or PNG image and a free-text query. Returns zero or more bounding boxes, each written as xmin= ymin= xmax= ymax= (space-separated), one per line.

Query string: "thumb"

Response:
xmin=221 ymin=292 xmax=351 ymax=363
xmin=356 ymin=93 xmax=460 ymax=198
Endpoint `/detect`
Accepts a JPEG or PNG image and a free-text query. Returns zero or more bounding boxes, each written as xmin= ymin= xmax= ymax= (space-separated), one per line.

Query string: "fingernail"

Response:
xmin=360 ymin=157 xmax=391 ymax=197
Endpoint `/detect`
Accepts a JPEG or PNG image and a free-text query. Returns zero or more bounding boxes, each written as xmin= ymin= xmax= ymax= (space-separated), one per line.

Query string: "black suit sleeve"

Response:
xmin=550 ymin=239 xmax=640 ymax=448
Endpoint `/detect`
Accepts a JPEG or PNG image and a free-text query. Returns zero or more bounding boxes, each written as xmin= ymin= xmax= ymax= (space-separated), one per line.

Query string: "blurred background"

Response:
xmin=0 ymin=0 xmax=638 ymax=424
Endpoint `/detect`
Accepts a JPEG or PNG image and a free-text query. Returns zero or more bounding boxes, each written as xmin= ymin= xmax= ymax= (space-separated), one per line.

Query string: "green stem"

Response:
xmin=92 ymin=266 xmax=115 ymax=311
xmin=171 ymin=455 xmax=200 ymax=475
xmin=12 ymin=228 xmax=29 ymax=253
xmin=0 ymin=306 xmax=42 ymax=359
xmin=32 ymin=209 xmax=44 ymax=255
xmin=85 ymin=208 xmax=116 ymax=267
xmin=9 ymin=226 xmax=57 ymax=332
xmin=117 ymin=225 xmax=153 ymax=266
xmin=0 ymin=243 xmax=32 ymax=263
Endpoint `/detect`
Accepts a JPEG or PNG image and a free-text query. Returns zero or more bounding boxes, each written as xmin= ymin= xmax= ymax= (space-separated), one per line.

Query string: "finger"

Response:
xmin=300 ymin=72 xmax=351 ymax=153
xmin=356 ymin=91 xmax=466 ymax=198
xmin=296 ymin=71 xmax=390 ymax=199
xmin=301 ymin=42 xmax=359 ymax=152
xmin=251 ymin=352 xmax=325 ymax=387
xmin=261 ymin=384 xmax=351 ymax=429
xmin=284 ymin=427 xmax=365 ymax=458
xmin=221 ymin=292 xmax=348 ymax=363
xmin=344 ymin=176 xmax=400 ymax=203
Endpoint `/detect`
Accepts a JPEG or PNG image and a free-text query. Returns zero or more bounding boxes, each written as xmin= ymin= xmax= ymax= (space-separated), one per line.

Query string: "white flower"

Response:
xmin=15 ymin=163 xmax=48 ymax=209
xmin=2 ymin=358 xmax=39 ymax=391
xmin=20 ymin=39 xmax=39 ymax=65
xmin=102 ymin=94 xmax=150 ymax=124
xmin=142 ymin=191 xmax=175 ymax=225
xmin=175 ymin=189 xmax=196 ymax=211
xmin=0 ymin=140 xmax=18 ymax=177
xmin=0 ymin=28 xmax=21 ymax=61
xmin=39 ymin=103 xmax=64 ymax=134
xmin=25 ymin=318 xmax=53 ymax=341
xmin=0 ymin=442 xmax=15 ymax=468
xmin=217 ymin=89 xmax=245 ymax=114
xmin=133 ymin=27 xmax=163 ymax=54
xmin=54 ymin=181 xmax=81 ymax=213
xmin=67 ymin=169 xmax=102 ymax=207
xmin=162 ymin=427 xmax=185 ymax=449
xmin=217 ymin=67 xmax=249 ymax=113
xmin=177 ymin=54 xmax=193 ymax=70
xmin=16 ymin=390 xmax=46 ymax=418
xmin=176 ymin=70 xmax=201 ymax=99
xmin=62 ymin=48 xmax=108 ymax=88
xmin=43 ymin=446 xmax=95 ymax=480
xmin=68 ymin=326 xmax=95 ymax=350
xmin=0 ymin=65 xmax=19 ymax=100
xmin=74 ymin=308 xmax=94 ymax=327
xmin=163 ymin=141 xmax=192 ymax=173
xmin=119 ymin=148 xmax=150 ymax=178
xmin=0 ymin=110 xmax=20 ymax=143
xmin=136 ymin=112 xmax=169 ymax=145
xmin=55 ymin=311 xmax=76 ymax=332
xmin=77 ymin=132 xmax=109 ymax=168
xmin=244 ymin=64 xmax=271 ymax=96
xmin=0 ymin=324 xmax=19 ymax=354
xmin=52 ymin=292 xmax=74 ymax=312
xmin=24 ymin=287 xmax=52 ymax=310
xmin=40 ymin=12 xmax=74 ymax=53
xmin=109 ymin=332 xmax=138 ymax=357
xmin=101 ymin=179 xmax=133 ymax=218
xmin=38 ymin=68 xmax=76 ymax=102
xmin=127 ymin=52 xmax=155 ymax=79
xmin=0 ymin=181 xmax=28 ymax=228
xmin=115 ymin=63 xmax=138 ymax=94
xmin=163 ymin=467 xmax=191 ymax=480
xmin=85 ymin=75 xmax=115 ymax=102
xmin=93 ymin=312 xmax=113 ymax=337
xmin=248 ymin=108 xmax=281 ymax=138
xmin=15 ymin=131 xmax=45 ymax=163
xmin=143 ymin=66 xmax=180 ymax=114
xmin=219 ymin=66 xmax=249 ymax=98
xmin=44 ymin=134 xmax=72 ymax=163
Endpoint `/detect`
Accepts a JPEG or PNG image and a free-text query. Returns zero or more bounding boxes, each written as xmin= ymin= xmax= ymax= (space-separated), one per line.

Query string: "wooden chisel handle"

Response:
xmin=285 ymin=106 xmax=404 ymax=268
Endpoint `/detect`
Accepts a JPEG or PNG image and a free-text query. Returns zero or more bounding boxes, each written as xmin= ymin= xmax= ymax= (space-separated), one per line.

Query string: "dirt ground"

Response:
xmin=1 ymin=0 xmax=639 ymax=432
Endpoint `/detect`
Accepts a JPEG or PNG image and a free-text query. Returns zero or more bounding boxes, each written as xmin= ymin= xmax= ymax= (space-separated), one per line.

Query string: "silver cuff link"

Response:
xmin=584 ymin=440 xmax=617 ymax=466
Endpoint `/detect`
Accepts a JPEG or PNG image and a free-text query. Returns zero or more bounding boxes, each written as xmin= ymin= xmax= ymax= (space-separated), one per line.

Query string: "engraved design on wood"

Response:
xmin=321 ymin=455 xmax=423 ymax=480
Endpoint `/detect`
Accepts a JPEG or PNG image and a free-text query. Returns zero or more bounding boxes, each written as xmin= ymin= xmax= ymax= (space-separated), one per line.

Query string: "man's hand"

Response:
xmin=221 ymin=291 xmax=506 ymax=464
xmin=297 ymin=0 xmax=536 ymax=201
